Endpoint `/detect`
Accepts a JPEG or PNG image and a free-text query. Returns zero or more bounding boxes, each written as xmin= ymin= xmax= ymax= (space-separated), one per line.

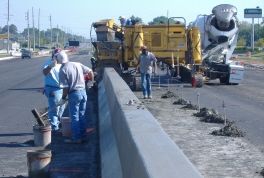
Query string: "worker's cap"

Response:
xmin=52 ymin=48 xmax=61 ymax=58
xmin=119 ymin=16 xmax=125 ymax=20
xmin=55 ymin=50 xmax=69 ymax=64
xmin=140 ymin=45 xmax=147 ymax=50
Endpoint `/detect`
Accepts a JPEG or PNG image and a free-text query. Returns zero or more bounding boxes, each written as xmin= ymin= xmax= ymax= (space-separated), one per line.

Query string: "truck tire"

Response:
xmin=219 ymin=75 xmax=229 ymax=84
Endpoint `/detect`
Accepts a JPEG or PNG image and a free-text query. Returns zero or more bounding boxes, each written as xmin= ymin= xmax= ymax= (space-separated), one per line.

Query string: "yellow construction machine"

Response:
xmin=91 ymin=17 xmax=204 ymax=88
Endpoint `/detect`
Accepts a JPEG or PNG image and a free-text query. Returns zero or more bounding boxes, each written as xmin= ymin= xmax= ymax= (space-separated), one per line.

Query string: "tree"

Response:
xmin=255 ymin=38 xmax=264 ymax=47
xmin=1 ymin=24 xmax=18 ymax=34
xmin=148 ymin=16 xmax=179 ymax=25
xmin=10 ymin=24 xmax=18 ymax=34
xmin=237 ymin=37 xmax=246 ymax=46
xmin=149 ymin=16 xmax=168 ymax=25
xmin=130 ymin=15 xmax=143 ymax=25
xmin=238 ymin=21 xmax=251 ymax=46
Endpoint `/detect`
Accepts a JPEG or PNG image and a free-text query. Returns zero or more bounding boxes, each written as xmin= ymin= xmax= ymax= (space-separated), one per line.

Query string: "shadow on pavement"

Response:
xmin=0 ymin=139 xmax=34 ymax=148
xmin=0 ymin=133 xmax=33 ymax=137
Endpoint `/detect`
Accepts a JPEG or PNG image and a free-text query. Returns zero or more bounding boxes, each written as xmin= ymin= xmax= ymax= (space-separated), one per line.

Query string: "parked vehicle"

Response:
xmin=21 ymin=49 xmax=32 ymax=59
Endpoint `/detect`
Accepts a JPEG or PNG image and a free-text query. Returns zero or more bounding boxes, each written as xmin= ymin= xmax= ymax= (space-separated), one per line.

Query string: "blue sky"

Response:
xmin=0 ymin=0 xmax=263 ymax=37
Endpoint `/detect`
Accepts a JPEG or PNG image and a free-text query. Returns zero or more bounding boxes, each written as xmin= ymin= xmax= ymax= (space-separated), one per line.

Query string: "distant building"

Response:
xmin=0 ymin=39 xmax=10 ymax=50
xmin=0 ymin=39 xmax=20 ymax=55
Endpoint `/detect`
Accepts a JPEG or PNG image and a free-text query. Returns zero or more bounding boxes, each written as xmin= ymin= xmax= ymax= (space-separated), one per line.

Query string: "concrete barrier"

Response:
xmin=99 ymin=68 xmax=203 ymax=178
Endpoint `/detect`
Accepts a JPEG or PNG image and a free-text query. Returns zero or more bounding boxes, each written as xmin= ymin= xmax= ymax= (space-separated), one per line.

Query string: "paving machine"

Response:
xmin=90 ymin=4 xmax=244 ymax=88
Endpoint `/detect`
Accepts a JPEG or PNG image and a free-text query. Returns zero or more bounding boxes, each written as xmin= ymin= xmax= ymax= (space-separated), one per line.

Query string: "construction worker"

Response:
xmin=56 ymin=51 xmax=94 ymax=144
xmin=119 ymin=16 xmax=131 ymax=26
xmin=42 ymin=48 xmax=65 ymax=131
xmin=137 ymin=45 xmax=157 ymax=99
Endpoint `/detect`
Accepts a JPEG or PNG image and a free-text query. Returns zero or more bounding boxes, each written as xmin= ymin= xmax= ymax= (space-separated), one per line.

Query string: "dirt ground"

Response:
xmin=233 ymin=54 xmax=264 ymax=70
xmin=134 ymin=88 xmax=264 ymax=178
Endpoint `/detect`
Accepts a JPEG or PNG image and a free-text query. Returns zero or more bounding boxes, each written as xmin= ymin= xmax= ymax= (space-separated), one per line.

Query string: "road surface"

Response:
xmin=176 ymin=68 xmax=264 ymax=152
xmin=0 ymin=54 xmax=100 ymax=177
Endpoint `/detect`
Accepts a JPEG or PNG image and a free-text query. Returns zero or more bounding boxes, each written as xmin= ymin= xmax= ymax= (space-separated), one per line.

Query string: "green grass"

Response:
xmin=249 ymin=52 xmax=264 ymax=61
xmin=0 ymin=53 xmax=9 ymax=58
xmin=252 ymin=52 xmax=264 ymax=58
xmin=239 ymin=53 xmax=264 ymax=63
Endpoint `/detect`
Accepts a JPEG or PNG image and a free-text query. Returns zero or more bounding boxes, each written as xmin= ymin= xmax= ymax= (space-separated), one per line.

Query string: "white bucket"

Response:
xmin=27 ymin=149 xmax=52 ymax=178
xmin=33 ymin=125 xmax=51 ymax=147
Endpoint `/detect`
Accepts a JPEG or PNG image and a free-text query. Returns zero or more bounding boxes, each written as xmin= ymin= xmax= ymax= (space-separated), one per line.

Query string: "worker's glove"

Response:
xmin=57 ymin=98 xmax=67 ymax=106
xmin=49 ymin=60 xmax=57 ymax=68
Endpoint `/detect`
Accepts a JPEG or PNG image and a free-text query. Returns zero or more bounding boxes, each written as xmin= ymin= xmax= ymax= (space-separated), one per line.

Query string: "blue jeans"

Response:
xmin=141 ymin=73 xmax=152 ymax=97
xmin=68 ymin=89 xmax=87 ymax=141
xmin=44 ymin=87 xmax=65 ymax=131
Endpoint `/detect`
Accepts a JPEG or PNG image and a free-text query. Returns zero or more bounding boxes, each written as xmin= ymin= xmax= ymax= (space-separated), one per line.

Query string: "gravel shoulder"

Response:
xmin=134 ymin=88 xmax=264 ymax=178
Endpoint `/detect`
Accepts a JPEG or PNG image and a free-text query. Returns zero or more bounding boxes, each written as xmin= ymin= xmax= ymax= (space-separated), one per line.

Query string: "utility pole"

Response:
xmin=25 ymin=10 xmax=30 ymax=50
xmin=32 ymin=7 xmax=35 ymax=51
xmin=252 ymin=18 xmax=255 ymax=51
xmin=50 ymin=15 xmax=52 ymax=48
xmin=61 ymin=26 xmax=65 ymax=47
xmin=56 ymin=24 xmax=59 ymax=47
xmin=38 ymin=8 xmax=40 ymax=48
xmin=7 ymin=0 xmax=10 ymax=54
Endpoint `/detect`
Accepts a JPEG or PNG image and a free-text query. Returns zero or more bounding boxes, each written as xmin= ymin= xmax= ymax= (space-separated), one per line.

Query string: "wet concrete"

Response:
xmin=211 ymin=122 xmax=245 ymax=137
xmin=194 ymin=108 xmax=225 ymax=124
xmin=135 ymin=89 xmax=264 ymax=178
xmin=173 ymin=98 xmax=188 ymax=105
xmin=161 ymin=91 xmax=177 ymax=98
xmin=261 ymin=168 xmax=264 ymax=176
xmin=181 ymin=103 xmax=198 ymax=110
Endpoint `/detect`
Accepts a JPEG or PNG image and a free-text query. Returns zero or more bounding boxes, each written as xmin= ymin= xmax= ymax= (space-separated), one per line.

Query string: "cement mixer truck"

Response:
xmin=91 ymin=4 xmax=244 ymax=88
xmin=190 ymin=4 xmax=244 ymax=85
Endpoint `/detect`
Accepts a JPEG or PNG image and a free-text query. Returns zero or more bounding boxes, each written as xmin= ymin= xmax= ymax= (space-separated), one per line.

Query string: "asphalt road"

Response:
xmin=172 ymin=68 xmax=264 ymax=152
xmin=0 ymin=54 xmax=100 ymax=177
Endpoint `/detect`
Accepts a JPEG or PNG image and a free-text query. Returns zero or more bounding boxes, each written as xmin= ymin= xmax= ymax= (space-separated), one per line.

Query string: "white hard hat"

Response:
xmin=55 ymin=50 xmax=68 ymax=63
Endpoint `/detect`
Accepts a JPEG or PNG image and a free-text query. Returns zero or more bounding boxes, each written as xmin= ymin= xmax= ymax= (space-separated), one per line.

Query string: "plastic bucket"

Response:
xmin=33 ymin=125 xmax=51 ymax=147
xmin=27 ymin=149 xmax=52 ymax=178
xmin=61 ymin=117 xmax=71 ymax=137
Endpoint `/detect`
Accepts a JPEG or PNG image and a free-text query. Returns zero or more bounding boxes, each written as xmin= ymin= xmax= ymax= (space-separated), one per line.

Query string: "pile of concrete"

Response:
xmin=194 ymin=108 xmax=225 ymax=124
xmin=181 ymin=103 xmax=198 ymax=110
xmin=261 ymin=168 xmax=264 ymax=176
xmin=173 ymin=98 xmax=188 ymax=105
xmin=162 ymin=91 xmax=246 ymax=138
xmin=161 ymin=91 xmax=177 ymax=98
xmin=211 ymin=122 xmax=245 ymax=137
